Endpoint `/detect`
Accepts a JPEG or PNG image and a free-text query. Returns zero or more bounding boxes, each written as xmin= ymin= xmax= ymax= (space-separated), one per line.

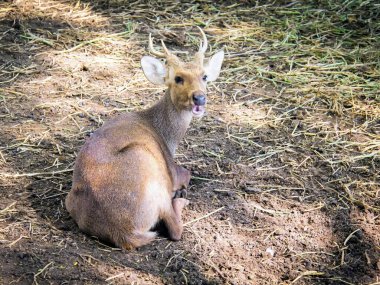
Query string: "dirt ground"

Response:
xmin=0 ymin=1 xmax=379 ymax=284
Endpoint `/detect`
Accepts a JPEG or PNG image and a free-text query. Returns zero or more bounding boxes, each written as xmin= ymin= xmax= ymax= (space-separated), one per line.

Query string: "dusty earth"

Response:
xmin=0 ymin=1 xmax=379 ymax=284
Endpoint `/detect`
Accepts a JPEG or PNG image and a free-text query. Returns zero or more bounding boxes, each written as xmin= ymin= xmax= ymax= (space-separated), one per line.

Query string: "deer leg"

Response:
xmin=174 ymin=188 xmax=187 ymax=198
xmin=172 ymin=165 xmax=191 ymax=198
xmin=162 ymin=198 xmax=189 ymax=241
xmin=174 ymin=165 xmax=191 ymax=189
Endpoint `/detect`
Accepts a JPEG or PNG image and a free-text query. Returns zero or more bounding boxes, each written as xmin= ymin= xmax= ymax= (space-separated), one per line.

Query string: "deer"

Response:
xmin=65 ymin=27 xmax=224 ymax=249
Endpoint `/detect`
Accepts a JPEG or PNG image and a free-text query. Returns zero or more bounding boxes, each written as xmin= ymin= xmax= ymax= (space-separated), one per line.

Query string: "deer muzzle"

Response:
xmin=192 ymin=91 xmax=206 ymax=117
xmin=192 ymin=92 xmax=206 ymax=106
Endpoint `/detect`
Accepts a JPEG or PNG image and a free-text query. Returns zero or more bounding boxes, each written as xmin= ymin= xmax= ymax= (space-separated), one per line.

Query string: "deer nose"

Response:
xmin=192 ymin=92 xmax=206 ymax=106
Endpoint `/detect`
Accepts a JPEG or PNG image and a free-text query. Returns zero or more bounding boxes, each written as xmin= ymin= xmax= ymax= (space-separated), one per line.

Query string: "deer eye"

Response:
xmin=175 ymin=76 xmax=184 ymax=84
xmin=202 ymin=75 xmax=208 ymax=81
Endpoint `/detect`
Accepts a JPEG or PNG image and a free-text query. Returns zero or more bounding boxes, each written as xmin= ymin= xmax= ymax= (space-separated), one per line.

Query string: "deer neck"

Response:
xmin=142 ymin=90 xmax=192 ymax=156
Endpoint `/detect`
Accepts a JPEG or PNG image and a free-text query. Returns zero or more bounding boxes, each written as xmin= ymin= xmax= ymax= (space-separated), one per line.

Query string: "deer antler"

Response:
xmin=194 ymin=27 xmax=208 ymax=66
xmin=148 ymin=33 xmax=168 ymax=58
xmin=148 ymin=33 xmax=182 ymax=66
xmin=148 ymin=28 xmax=208 ymax=66
xmin=197 ymin=26 xmax=208 ymax=54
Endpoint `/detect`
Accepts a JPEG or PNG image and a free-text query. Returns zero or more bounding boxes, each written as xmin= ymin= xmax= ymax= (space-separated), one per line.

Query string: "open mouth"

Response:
xmin=192 ymin=105 xmax=205 ymax=117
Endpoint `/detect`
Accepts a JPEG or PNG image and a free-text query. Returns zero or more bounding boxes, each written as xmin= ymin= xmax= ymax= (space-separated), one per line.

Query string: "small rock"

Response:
xmin=265 ymin=247 xmax=275 ymax=258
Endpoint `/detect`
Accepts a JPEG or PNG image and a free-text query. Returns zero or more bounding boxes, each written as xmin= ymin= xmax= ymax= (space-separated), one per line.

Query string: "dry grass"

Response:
xmin=0 ymin=0 xmax=379 ymax=284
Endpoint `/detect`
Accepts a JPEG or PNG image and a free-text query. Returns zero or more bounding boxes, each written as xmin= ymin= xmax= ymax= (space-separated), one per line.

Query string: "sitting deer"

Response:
xmin=65 ymin=27 xmax=224 ymax=249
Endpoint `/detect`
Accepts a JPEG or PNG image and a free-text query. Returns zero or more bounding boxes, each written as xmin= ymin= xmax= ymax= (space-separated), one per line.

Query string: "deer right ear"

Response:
xmin=204 ymin=50 xmax=224 ymax=82
xmin=141 ymin=56 xmax=166 ymax=85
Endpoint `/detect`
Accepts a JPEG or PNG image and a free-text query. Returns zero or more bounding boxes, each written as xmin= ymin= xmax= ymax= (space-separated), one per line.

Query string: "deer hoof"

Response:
xmin=174 ymin=188 xmax=187 ymax=198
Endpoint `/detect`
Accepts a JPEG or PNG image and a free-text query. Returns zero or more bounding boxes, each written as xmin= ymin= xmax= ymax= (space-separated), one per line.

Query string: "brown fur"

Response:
xmin=65 ymin=31 xmax=223 ymax=249
xmin=66 ymin=70 xmax=205 ymax=249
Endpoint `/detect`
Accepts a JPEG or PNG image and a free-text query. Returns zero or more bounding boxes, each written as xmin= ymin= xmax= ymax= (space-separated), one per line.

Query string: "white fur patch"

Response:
xmin=145 ymin=180 xmax=171 ymax=213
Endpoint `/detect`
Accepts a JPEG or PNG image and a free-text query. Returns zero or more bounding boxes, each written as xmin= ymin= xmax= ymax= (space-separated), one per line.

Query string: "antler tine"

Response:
xmin=160 ymin=40 xmax=170 ymax=55
xmin=148 ymin=33 xmax=167 ymax=58
xmin=197 ymin=26 xmax=208 ymax=53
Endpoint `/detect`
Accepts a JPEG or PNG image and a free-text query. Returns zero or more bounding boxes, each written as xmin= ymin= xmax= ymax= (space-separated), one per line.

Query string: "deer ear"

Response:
xmin=141 ymin=56 xmax=166 ymax=85
xmin=204 ymin=50 xmax=224 ymax=82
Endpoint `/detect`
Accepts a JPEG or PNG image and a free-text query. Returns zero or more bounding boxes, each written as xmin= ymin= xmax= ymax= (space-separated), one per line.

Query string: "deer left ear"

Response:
xmin=141 ymin=56 xmax=166 ymax=85
xmin=204 ymin=50 xmax=224 ymax=82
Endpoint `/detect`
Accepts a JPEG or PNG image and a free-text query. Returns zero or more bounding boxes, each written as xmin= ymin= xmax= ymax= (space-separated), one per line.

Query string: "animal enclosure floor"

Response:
xmin=0 ymin=1 xmax=379 ymax=284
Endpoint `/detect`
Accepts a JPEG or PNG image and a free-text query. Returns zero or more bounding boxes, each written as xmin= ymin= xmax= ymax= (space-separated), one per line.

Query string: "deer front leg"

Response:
xmin=162 ymin=198 xmax=189 ymax=241
xmin=173 ymin=165 xmax=191 ymax=189
xmin=172 ymin=165 xmax=190 ymax=198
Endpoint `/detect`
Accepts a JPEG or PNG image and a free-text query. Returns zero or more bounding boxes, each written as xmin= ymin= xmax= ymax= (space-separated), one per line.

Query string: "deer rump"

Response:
xmin=66 ymin=113 xmax=188 ymax=249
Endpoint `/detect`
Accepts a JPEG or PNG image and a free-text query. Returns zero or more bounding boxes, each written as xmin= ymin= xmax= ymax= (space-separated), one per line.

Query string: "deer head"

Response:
xmin=141 ymin=27 xmax=224 ymax=118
